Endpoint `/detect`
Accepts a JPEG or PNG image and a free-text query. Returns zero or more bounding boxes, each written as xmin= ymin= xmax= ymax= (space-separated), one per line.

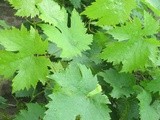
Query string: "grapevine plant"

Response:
xmin=0 ymin=0 xmax=160 ymax=120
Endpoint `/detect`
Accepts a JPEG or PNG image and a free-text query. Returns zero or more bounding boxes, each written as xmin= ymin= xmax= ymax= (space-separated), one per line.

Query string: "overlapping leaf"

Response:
xmin=69 ymin=0 xmax=81 ymax=8
xmin=40 ymin=10 xmax=92 ymax=59
xmin=100 ymin=69 xmax=136 ymax=98
xmin=141 ymin=0 xmax=160 ymax=16
xmin=101 ymin=12 xmax=160 ymax=72
xmin=108 ymin=12 xmax=159 ymax=41
xmin=117 ymin=98 xmax=139 ymax=120
xmin=14 ymin=103 xmax=45 ymax=120
xmin=8 ymin=0 xmax=41 ymax=17
xmin=44 ymin=63 xmax=111 ymax=120
xmin=82 ymin=0 xmax=136 ymax=25
xmin=137 ymin=90 xmax=160 ymax=120
xmin=0 ymin=26 xmax=50 ymax=92
xmin=37 ymin=0 xmax=65 ymax=25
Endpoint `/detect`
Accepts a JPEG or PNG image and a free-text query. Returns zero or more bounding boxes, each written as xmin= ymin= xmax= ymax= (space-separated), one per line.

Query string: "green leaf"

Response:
xmin=37 ymin=0 xmax=65 ymax=25
xmin=101 ymin=38 xmax=160 ymax=72
xmin=99 ymin=69 xmax=136 ymax=98
xmin=143 ymin=11 xmax=159 ymax=35
xmin=145 ymin=79 xmax=160 ymax=94
xmin=82 ymin=0 xmax=136 ymax=25
xmin=108 ymin=12 xmax=159 ymax=41
xmin=15 ymin=88 xmax=34 ymax=98
xmin=69 ymin=0 xmax=81 ymax=8
xmin=117 ymin=98 xmax=139 ymax=120
xmin=152 ymin=100 xmax=160 ymax=117
xmin=141 ymin=0 xmax=160 ymax=16
xmin=44 ymin=63 xmax=111 ymax=120
xmin=137 ymin=90 xmax=160 ymax=120
xmin=0 ymin=26 xmax=50 ymax=92
xmin=0 ymin=20 xmax=10 ymax=29
xmin=8 ymin=0 xmax=41 ymax=17
xmin=14 ymin=103 xmax=45 ymax=120
xmin=145 ymin=68 xmax=160 ymax=94
xmin=40 ymin=10 xmax=93 ymax=59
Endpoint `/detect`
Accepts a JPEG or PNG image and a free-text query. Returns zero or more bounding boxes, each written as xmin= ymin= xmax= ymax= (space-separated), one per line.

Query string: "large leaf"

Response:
xmin=8 ymin=0 xmax=41 ymax=17
xmin=82 ymin=0 xmax=136 ymax=25
xmin=100 ymin=69 xmax=136 ymax=98
xmin=44 ymin=63 xmax=111 ymax=120
xmin=40 ymin=10 xmax=92 ymax=59
xmin=14 ymin=103 xmax=45 ymax=120
xmin=0 ymin=26 xmax=50 ymax=92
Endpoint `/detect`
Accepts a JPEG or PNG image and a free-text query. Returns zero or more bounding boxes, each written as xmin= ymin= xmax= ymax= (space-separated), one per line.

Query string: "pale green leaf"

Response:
xmin=137 ymin=90 xmax=159 ymax=120
xmin=101 ymin=38 xmax=160 ymax=72
xmin=37 ymin=0 xmax=65 ymax=25
xmin=108 ymin=12 xmax=159 ymax=41
xmin=0 ymin=26 xmax=50 ymax=92
xmin=40 ymin=10 xmax=92 ymax=59
xmin=8 ymin=0 xmax=41 ymax=17
xmin=141 ymin=0 xmax=160 ymax=16
xmin=82 ymin=0 xmax=136 ymax=25
xmin=44 ymin=63 xmax=111 ymax=120
xmin=14 ymin=103 xmax=45 ymax=120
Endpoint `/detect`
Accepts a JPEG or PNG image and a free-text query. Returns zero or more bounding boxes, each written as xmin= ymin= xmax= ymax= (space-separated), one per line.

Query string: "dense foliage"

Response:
xmin=0 ymin=0 xmax=160 ymax=119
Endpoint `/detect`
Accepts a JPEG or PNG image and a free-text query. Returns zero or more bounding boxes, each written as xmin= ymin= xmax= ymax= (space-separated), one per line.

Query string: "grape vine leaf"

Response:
xmin=108 ymin=12 xmax=159 ymax=41
xmin=101 ymin=38 xmax=160 ymax=72
xmin=82 ymin=0 xmax=136 ymax=25
xmin=137 ymin=90 xmax=160 ymax=120
xmin=117 ymin=98 xmax=139 ymax=120
xmin=14 ymin=103 xmax=45 ymax=120
xmin=152 ymin=100 xmax=160 ymax=117
xmin=8 ymin=0 xmax=41 ymax=17
xmin=69 ymin=0 xmax=81 ymax=8
xmin=0 ymin=26 xmax=50 ymax=92
xmin=145 ymin=68 xmax=160 ymax=94
xmin=37 ymin=0 xmax=65 ymax=25
xmin=44 ymin=63 xmax=111 ymax=120
xmin=40 ymin=10 xmax=93 ymax=59
xmin=141 ymin=0 xmax=160 ymax=16
xmin=101 ymin=13 xmax=160 ymax=72
xmin=99 ymin=69 xmax=136 ymax=98
xmin=145 ymin=79 xmax=160 ymax=94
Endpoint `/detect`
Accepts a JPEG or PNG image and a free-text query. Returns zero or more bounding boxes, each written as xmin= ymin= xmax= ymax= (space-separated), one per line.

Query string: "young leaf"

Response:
xmin=99 ymin=69 xmax=136 ymax=98
xmin=40 ymin=10 xmax=93 ymax=59
xmin=0 ymin=26 xmax=50 ymax=92
xmin=44 ymin=63 xmax=111 ymax=120
xmin=14 ymin=103 xmax=46 ymax=120
xmin=37 ymin=0 xmax=65 ymax=25
xmin=8 ymin=0 xmax=41 ymax=17
xmin=137 ymin=90 xmax=160 ymax=120
xmin=82 ymin=0 xmax=136 ymax=25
